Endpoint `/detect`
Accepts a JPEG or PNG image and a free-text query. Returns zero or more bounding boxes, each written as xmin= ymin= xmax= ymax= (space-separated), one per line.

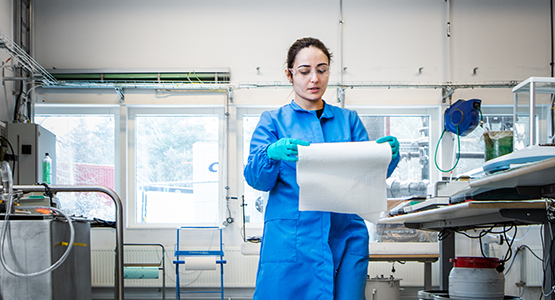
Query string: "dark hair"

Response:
xmin=286 ymin=37 xmax=333 ymax=69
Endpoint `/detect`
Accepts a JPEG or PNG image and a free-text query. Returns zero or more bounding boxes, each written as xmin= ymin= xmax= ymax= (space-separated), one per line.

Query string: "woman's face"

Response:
xmin=287 ymin=46 xmax=330 ymax=109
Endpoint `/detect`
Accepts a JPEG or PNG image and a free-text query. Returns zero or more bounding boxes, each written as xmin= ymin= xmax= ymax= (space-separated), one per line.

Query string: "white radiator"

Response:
xmin=91 ymin=247 xmax=259 ymax=288
xmin=523 ymin=246 xmax=543 ymax=287
xmin=93 ymin=247 xmax=439 ymax=288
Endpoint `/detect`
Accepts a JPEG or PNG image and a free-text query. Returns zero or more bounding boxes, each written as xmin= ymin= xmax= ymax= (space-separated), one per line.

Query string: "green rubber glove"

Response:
xmin=267 ymin=138 xmax=310 ymax=162
xmin=377 ymin=135 xmax=399 ymax=160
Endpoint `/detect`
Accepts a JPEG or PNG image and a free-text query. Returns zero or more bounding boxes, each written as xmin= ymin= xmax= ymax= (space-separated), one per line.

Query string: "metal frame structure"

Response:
xmin=124 ymin=243 xmax=166 ymax=300
xmin=173 ymin=226 xmax=226 ymax=300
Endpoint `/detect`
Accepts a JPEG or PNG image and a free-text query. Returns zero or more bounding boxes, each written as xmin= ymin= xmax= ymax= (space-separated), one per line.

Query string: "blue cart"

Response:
xmin=173 ymin=226 xmax=226 ymax=300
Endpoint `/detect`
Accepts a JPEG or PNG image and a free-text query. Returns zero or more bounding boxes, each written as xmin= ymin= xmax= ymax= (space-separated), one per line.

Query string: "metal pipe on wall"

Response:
xmin=339 ymin=0 xmax=345 ymax=108
xmin=446 ymin=0 xmax=452 ymax=83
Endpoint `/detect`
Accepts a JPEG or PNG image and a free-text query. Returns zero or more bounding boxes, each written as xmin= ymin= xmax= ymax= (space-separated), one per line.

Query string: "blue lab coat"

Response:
xmin=244 ymin=100 xmax=384 ymax=300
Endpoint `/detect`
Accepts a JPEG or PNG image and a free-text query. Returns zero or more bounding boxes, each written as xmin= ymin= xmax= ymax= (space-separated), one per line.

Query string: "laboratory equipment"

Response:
xmin=0 ymin=183 xmax=125 ymax=300
xmin=387 ymin=178 xmax=428 ymax=199
xmin=482 ymin=144 xmax=555 ymax=173
xmin=440 ymin=78 xmax=555 ymax=204
xmin=0 ymin=160 xmax=88 ymax=299
xmin=365 ymin=275 xmax=401 ymax=300
xmin=0 ymin=162 xmax=115 ymax=299
xmin=4 ymin=123 xmax=56 ymax=185
xmin=444 ymin=99 xmax=482 ymax=136
xmin=387 ymin=180 xmax=465 ymax=213
xmin=436 ymin=99 xmax=483 ymax=173
xmin=513 ymin=77 xmax=555 ymax=147
xmin=390 ymin=197 xmax=451 ymax=215
xmin=450 ymin=156 xmax=555 ymax=203
xmin=484 ymin=130 xmax=514 ymax=161
xmin=428 ymin=180 xmax=469 ymax=199
xmin=481 ymin=77 xmax=555 ymax=173
xmin=0 ymin=218 xmax=91 ymax=300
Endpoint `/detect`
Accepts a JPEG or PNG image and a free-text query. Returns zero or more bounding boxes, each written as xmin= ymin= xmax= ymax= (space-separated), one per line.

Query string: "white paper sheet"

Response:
xmin=297 ymin=141 xmax=391 ymax=224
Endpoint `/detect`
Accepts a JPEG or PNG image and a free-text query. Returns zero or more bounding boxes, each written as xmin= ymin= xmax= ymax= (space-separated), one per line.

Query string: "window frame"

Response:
xmin=347 ymin=105 xmax=442 ymax=186
xmin=237 ymin=105 xmax=280 ymax=231
xmin=126 ymin=105 xmax=227 ymax=229
xmin=33 ymin=104 xmax=122 ymax=219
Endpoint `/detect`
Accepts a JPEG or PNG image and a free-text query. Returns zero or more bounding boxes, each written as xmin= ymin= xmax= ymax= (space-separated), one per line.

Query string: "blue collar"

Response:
xmin=289 ymin=100 xmax=333 ymax=119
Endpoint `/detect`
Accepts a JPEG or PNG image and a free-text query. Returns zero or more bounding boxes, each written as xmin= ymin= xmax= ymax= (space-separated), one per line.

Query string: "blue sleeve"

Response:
xmin=243 ymin=111 xmax=281 ymax=192
xmin=386 ymin=154 xmax=400 ymax=178
xmin=350 ymin=110 xmax=369 ymax=142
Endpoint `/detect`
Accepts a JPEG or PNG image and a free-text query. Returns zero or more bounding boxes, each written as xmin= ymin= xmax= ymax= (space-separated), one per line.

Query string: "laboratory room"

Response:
xmin=1 ymin=0 xmax=555 ymax=300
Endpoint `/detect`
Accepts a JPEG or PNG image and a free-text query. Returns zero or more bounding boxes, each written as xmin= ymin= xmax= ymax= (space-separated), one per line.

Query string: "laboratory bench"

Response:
xmin=380 ymin=200 xmax=548 ymax=295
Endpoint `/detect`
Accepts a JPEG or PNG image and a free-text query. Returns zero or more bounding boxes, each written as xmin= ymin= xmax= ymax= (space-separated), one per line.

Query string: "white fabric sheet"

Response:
xmin=297 ymin=141 xmax=391 ymax=224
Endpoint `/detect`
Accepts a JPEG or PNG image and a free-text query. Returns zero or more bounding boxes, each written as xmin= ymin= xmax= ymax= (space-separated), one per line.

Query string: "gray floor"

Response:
xmin=92 ymin=286 xmax=427 ymax=300
xmin=92 ymin=286 xmax=543 ymax=300
xmin=92 ymin=287 xmax=254 ymax=300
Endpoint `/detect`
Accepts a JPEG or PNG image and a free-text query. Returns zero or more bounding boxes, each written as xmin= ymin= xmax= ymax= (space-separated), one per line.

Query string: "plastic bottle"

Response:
xmin=449 ymin=257 xmax=505 ymax=300
xmin=42 ymin=153 xmax=52 ymax=184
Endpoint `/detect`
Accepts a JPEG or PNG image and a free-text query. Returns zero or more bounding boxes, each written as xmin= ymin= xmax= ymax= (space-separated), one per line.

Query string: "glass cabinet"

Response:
xmin=512 ymin=77 xmax=555 ymax=149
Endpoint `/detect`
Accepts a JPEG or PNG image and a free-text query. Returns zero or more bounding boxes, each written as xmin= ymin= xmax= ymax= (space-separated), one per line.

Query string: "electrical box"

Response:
xmin=5 ymin=123 xmax=56 ymax=185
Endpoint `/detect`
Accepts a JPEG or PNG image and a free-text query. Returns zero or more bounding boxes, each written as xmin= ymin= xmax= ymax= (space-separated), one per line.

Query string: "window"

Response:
xmin=129 ymin=107 xmax=223 ymax=226
xmin=35 ymin=107 xmax=118 ymax=221
xmin=242 ymin=114 xmax=267 ymax=224
xmin=356 ymin=111 xmax=437 ymax=244
xmin=359 ymin=115 xmax=430 ymax=186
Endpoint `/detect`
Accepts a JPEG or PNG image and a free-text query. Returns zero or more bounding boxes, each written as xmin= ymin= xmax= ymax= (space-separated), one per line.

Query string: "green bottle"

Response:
xmin=42 ymin=153 xmax=52 ymax=184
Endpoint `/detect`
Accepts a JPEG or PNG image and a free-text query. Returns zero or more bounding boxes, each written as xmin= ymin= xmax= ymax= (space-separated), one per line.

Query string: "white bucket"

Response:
xmin=449 ymin=257 xmax=504 ymax=300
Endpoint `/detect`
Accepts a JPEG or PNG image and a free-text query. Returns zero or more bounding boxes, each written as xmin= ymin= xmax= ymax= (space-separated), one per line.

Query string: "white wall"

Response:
xmin=29 ymin=0 xmax=551 ymax=85
xmin=450 ymin=0 xmax=550 ymax=82
xmin=0 ymin=0 xmax=549 ymax=112
xmin=32 ymin=0 xmax=338 ymax=82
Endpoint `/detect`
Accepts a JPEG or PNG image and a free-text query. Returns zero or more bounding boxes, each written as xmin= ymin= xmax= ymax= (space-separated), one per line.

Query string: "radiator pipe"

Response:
xmin=0 ymin=185 xmax=124 ymax=300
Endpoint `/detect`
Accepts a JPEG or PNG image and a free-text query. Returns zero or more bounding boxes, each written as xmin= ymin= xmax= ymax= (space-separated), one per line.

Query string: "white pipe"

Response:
xmin=339 ymin=0 xmax=345 ymax=108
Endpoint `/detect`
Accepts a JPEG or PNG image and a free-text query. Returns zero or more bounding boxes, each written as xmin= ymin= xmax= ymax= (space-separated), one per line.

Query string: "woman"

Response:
xmin=244 ymin=37 xmax=399 ymax=300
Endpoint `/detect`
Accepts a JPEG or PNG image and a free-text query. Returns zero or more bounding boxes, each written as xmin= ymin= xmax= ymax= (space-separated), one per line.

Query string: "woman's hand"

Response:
xmin=376 ymin=135 xmax=399 ymax=160
xmin=267 ymin=138 xmax=310 ymax=162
